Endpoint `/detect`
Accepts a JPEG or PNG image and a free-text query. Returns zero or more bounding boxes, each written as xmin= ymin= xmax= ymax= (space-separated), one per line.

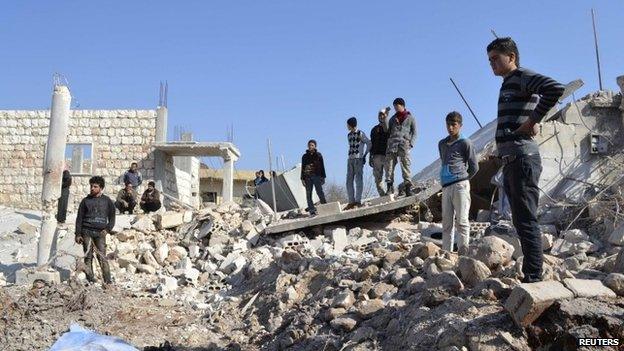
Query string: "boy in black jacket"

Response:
xmin=301 ymin=139 xmax=327 ymax=216
xmin=75 ymin=176 xmax=116 ymax=284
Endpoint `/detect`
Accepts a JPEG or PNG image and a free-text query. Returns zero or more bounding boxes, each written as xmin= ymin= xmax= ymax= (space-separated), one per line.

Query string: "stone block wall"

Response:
xmin=0 ymin=109 xmax=157 ymax=211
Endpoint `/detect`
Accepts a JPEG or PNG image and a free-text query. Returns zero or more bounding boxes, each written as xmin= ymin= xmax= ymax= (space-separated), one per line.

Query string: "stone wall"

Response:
xmin=0 ymin=109 xmax=157 ymax=211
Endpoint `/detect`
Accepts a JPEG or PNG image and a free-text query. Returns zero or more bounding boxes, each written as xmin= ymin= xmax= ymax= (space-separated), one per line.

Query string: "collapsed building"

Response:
xmin=1 ymin=77 xmax=624 ymax=350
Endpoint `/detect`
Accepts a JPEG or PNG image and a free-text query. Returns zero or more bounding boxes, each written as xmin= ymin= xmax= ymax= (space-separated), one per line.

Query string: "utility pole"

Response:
xmin=591 ymin=9 xmax=603 ymax=91
xmin=449 ymin=78 xmax=483 ymax=128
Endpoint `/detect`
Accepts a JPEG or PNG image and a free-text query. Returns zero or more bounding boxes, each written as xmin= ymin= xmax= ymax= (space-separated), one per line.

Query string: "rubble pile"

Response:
xmin=1 ymin=200 xmax=624 ymax=350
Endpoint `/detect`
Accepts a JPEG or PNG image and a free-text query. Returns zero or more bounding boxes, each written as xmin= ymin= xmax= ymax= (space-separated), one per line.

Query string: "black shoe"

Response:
xmin=521 ymin=275 xmax=543 ymax=284
xmin=386 ymin=182 xmax=394 ymax=195
xmin=405 ymin=184 xmax=413 ymax=197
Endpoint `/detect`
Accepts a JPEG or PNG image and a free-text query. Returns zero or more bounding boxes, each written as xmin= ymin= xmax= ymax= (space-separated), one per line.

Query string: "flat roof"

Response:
xmin=153 ymin=141 xmax=241 ymax=159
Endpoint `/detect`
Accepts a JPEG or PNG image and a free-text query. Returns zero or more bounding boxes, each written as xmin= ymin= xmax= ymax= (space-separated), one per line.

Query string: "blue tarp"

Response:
xmin=49 ymin=323 xmax=139 ymax=351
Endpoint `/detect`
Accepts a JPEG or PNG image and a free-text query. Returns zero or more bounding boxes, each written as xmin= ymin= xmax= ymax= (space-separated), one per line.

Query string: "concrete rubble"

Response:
xmin=1 ymin=195 xmax=623 ymax=350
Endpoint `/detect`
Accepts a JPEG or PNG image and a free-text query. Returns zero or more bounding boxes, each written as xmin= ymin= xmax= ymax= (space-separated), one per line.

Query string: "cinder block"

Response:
xmin=15 ymin=269 xmax=61 ymax=285
xmin=562 ymin=278 xmax=616 ymax=298
xmin=505 ymin=281 xmax=574 ymax=327
xmin=316 ymin=201 xmax=342 ymax=216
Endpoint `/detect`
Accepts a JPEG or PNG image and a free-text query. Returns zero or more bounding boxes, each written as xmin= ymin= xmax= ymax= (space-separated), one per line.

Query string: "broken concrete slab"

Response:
xmin=562 ymin=278 xmax=616 ymax=298
xmin=608 ymin=223 xmax=624 ymax=246
xmin=264 ymin=194 xmax=421 ymax=234
xmin=131 ymin=215 xmax=156 ymax=232
xmin=505 ymin=281 xmax=574 ymax=327
xmin=603 ymin=273 xmax=624 ymax=296
xmin=315 ymin=201 xmax=342 ymax=216
xmin=470 ymin=236 xmax=515 ymax=270
xmin=15 ymin=268 xmax=60 ymax=285
xmin=366 ymin=194 xmax=395 ymax=206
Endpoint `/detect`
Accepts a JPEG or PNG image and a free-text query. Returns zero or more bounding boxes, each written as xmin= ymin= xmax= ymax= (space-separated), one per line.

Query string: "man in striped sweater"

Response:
xmin=487 ymin=37 xmax=565 ymax=283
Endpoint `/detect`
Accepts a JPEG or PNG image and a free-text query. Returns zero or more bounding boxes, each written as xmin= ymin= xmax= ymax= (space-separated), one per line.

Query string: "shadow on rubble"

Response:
xmin=14 ymin=210 xmax=42 ymax=221
xmin=0 ymin=262 xmax=36 ymax=282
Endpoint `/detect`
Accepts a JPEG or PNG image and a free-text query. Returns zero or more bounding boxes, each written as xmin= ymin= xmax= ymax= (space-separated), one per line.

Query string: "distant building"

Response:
xmin=199 ymin=164 xmax=256 ymax=204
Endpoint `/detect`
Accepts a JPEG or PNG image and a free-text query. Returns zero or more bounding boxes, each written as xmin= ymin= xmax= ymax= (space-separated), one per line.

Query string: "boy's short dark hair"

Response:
xmin=347 ymin=117 xmax=357 ymax=128
xmin=487 ymin=37 xmax=520 ymax=66
xmin=124 ymin=181 xmax=132 ymax=186
xmin=446 ymin=111 xmax=463 ymax=124
xmin=89 ymin=176 xmax=105 ymax=188
xmin=308 ymin=139 xmax=317 ymax=146
xmin=148 ymin=181 xmax=156 ymax=187
xmin=131 ymin=162 xmax=138 ymax=167
xmin=393 ymin=98 xmax=405 ymax=106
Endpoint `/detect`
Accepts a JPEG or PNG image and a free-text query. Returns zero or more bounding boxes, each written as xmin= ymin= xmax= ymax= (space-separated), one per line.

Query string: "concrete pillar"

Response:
xmin=617 ymin=75 xmax=624 ymax=112
xmin=38 ymin=84 xmax=71 ymax=266
xmin=155 ymin=106 xmax=168 ymax=143
xmin=154 ymin=106 xmax=168 ymax=199
xmin=71 ymin=145 xmax=83 ymax=173
xmin=221 ymin=151 xmax=237 ymax=203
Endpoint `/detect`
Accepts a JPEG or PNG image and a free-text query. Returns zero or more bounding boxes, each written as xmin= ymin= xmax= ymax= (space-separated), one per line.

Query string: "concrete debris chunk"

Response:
xmin=603 ymin=273 xmax=624 ymax=296
xmin=505 ymin=281 xmax=574 ymax=327
xmin=356 ymin=299 xmax=384 ymax=319
xmin=457 ymin=256 xmax=492 ymax=286
xmin=332 ymin=290 xmax=355 ymax=309
xmin=15 ymin=269 xmax=60 ymax=285
xmin=157 ymin=211 xmax=185 ymax=229
xmin=153 ymin=243 xmax=169 ymax=265
xmin=136 ymin=264 xmax=156 ymax=275
xmin=315 ymin=201 xmax=342 ymax=216
xmin=330 ymin=317 xmax=357 ymax=331
xmin=470 ymin=236 xmax=514 ymax=270
xmin=156 ymin=276 xmax=178 ymax=295
xmin=329 ymin=227 xmax=348 ymax=252
xmin=562 ymin=278 xmax=616 ymax=298
xmin=131 ymin=215 xmax=156 ymax=232
xmin=17 ymin=222 xmax=38 ymax=235
xmin=608 ymin=223 xmax=624 ymax=246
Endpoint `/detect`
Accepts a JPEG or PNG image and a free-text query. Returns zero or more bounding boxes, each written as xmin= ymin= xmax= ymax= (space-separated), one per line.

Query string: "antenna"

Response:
xmin=449 ymin=78 xmax=483 ymax=128
xmin=490 ymin=29 xmax=499 ymax=38
xmin=591 ymin=9 xmax=603 ymax=91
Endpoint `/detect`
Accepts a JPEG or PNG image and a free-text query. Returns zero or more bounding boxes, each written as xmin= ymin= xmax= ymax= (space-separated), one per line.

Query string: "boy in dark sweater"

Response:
xmin=439 ymin=112 xmax=479 ymax=254
xmin=487 ymin=37 xmax=564 ymax=282
xmin=301 ymin=139 xmax=327 ymax=216
xmin=75 ymin=176 xmax=116 ymax=284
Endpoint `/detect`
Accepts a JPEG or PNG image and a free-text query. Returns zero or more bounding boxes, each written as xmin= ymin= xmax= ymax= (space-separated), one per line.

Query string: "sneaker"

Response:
xmin=344 ymin=203 xmax=356 ymax=210
xmin=405 ymin=184 xmax=413 ymax=197
xmin=354 ymin=202 xmax=363 ymax=208
xmin=386 ymin=182 xmax=394 ymax=195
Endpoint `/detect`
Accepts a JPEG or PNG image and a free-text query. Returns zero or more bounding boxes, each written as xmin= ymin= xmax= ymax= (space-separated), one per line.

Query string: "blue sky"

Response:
xmin=1 ymin=1 xmax=623 ymax=185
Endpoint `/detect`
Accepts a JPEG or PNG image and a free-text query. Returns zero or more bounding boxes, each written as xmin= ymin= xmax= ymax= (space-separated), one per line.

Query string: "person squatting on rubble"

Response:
xmin=254 ymin=170 xmax=269 ymax=187
xmin=140 ymin=181 xmax=162 ymax=213
xmin=370 ymin=107 xmax=391 ymax=196
xmin=115 ymin=182 xmax=137 ymax=214
xmin=345 ymin=117 xmax=372 ymax=210
xmin=123 ymin=162 xmax=143 ymax=188
xmin=75 ymin=176 xmax=116 ymax=284
xmin=487 ymin=37 xmax=565 ymax=283
xmin=384 ymin=97 xmax=417 ymax=196
xmin=56 ymin=168 xmax=72 ymax=224
xmin=439 ymin=111 xmax=479 ymax=255
xmin=301 ymin=139 xmax=327 ymax=216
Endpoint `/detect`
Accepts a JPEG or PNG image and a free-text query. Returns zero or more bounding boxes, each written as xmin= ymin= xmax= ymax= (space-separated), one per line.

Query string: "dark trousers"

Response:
xmin=503 ymin=154 xmax=543 ymax=280
xmin=56 ymin=188 xmax=70 ymax=223
xmin=304 ymin=176 xmax=327 ymax=213
xmin=115 ymin=201 xmax=136 ymax=214
xmin=141 ymin=202 xmax=161 ymax=213
xmin=82 ymin=231 xmax=111 ymax=283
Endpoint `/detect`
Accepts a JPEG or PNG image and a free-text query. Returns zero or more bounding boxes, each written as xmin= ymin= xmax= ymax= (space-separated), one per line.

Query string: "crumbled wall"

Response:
xmin=0 ymin=109 xmax=157 ymax=211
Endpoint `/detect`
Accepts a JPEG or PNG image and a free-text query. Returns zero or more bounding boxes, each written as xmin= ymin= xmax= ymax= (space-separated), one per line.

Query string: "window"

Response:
xmin=65 ymin=143 xmax=94 ymax=175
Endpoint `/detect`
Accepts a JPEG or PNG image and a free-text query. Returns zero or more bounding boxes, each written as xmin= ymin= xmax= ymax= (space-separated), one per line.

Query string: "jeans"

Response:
xmin=141 ymin=202 xmax=161 ymax=213
xmin=81 ymin=230 xmax=111 ymax=283
xmin=371 ymin=154 xmax=389 ymax=196
xmin=346 ymin=158 xmax=364 ymax=203
xmin=442 ymin=180 xmax=471 ymax=252
xmin=56 ymin=188 xmax=70 ymax=222
xmin=115 ymin=200 xmax=136 ymax=214
xmin=304 ymin=175 xmax=326 ymax=213
xmin=386 ymin=148 xmax=412 ymax=186
xmin=503 ymin=154 xmax=543 ymax=280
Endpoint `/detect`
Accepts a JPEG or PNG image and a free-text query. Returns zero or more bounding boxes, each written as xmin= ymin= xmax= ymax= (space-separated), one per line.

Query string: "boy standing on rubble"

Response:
xmin=439 ymin=111 xmax=479 ymax=255
xmin=487 ymin=37 xmax=564 ymax=283
xmin=75 ymin=176 xmax=116 ymax=284
xmin=345 ymin=117 xmax=371 ymax=210
xmin=384 ymin=98 xmax=417 ymax=196
xmin=301 ymin=139 xmax=327 ymax=216
xmin=370 ymin=108 xmax=391 ymax=196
